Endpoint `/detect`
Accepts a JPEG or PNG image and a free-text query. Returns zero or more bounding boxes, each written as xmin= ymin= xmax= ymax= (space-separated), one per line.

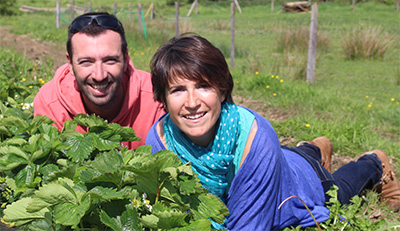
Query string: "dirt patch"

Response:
xmin=0 ymin=26 xmax=66 ymax=70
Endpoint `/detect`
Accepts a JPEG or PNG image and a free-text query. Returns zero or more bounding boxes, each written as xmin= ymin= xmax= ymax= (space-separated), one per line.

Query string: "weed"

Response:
xmin=342 ymin=26 xmax=395 ymax=60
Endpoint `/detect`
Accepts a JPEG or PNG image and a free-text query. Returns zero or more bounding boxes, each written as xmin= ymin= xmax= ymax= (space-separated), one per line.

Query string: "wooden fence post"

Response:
xmin=233 ymin=0 xmax=242 ymax=13
xmin=352 ymin=0 xmax=355 ymax=12
xmin=306 ymin=3 xmax=318 ymax=84
xmin=230 ymin=1 xmax=235 ymax=67
xmin=195 ymin=0 xmax=198 ymax=14
xmin=175 ymin=2 xmax=179 ymax=36
xmin=397 ymin=0 xmax=399 ymax=12
xmin=138 ymin=4 xmax=143 ymax=32
xmin=114 ymin=3 xmax=117 ymax=14
xmin=187 ymin=0 xmax=196 ymax=16
xmin=56 ymin=1 xmax=60 ymax=29
xmin=70 ymin=0 xmax=75 ymax=20
xmin=271 ymin=0 xmax=274 ymax=12
xmin=88 ymin=1 xmax=92 ymax=12
xmin=151 ymin=3 xmax=154 ymax=19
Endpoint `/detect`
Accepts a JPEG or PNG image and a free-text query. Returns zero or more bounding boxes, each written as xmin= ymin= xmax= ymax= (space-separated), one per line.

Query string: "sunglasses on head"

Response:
xmin=69 ymin=14 xmax=124 ymax=34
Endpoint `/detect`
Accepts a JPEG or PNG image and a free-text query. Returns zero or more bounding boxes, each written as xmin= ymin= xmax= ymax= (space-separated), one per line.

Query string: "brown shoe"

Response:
xmin=297 ymin=136 xmax=332 ymax=173
xmin=364 ymin=150 xmax=400 ymax=212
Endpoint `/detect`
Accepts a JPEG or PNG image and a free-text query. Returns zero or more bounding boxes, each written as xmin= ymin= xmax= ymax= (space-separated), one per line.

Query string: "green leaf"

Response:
xmin=108 ymin=123 xmax=140 ymax=142
xmin=87 ymin=186 xmax=126 ymax=201
xmin=100 ymin=203 xmax=141 ymax=231
xmin=1 ymin=116 xmax=29 ymax=132
xmin=74 ymin=113 xmax=108 ymax=128
xmin=53 ymin=195 xmax=91 ymax=228
xmin=3 ymin=197 xmax=49 ymax=226
xmin=3 ymin=137 xmax=27 ymax=146
xmin=0 ymin=145 xmax=28 ymax=160
xmin=140 ymin=214 xmax=159 ymax=229
xmin=0 ymin=146 xmax=29 ymax=171
xmin=91 ymin=150 xmax=123 ymax=173
xmin=91 ymin=132 xmax=121 ymax=151
xmin=62 ymin=119 xmax=78 ymax=132
xmin=191 ymin=193 xmax=229 ymax=224
xmin=27 ymin=179 xmax=78 ymax=213
xmin=65 ymin=134 xmax=95 ymax=162
xmin=150 ymin=202 xmax=189 ymax=228
xmin=14 ymin=164 xmax=36 ymax=187
xmin=169 ymin=219 xmax=212 ymax=231
xmin=30 ymin=116 xmax=56 ymax=134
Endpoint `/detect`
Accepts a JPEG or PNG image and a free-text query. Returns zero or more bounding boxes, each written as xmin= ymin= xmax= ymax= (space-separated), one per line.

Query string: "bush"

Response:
xmin=0 ymin=0 xmax=17 ymax=16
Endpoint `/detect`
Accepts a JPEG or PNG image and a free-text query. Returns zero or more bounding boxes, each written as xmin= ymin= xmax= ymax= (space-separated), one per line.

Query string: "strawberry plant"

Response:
xmin=0 ymin=105 xmax=228 ymax=230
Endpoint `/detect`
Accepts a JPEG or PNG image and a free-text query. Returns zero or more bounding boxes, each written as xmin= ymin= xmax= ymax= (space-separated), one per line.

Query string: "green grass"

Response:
xmin=0 ymin=1 xmax=399 ymax=224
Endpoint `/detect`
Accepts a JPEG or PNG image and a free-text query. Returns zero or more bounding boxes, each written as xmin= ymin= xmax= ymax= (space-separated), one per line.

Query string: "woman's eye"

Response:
xmin=199 ymin=84 xmax=210 ymax=89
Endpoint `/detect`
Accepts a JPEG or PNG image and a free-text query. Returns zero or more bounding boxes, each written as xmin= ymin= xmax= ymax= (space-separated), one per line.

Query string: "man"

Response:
xmin=33 ymin=12 xmax=165 ymax=150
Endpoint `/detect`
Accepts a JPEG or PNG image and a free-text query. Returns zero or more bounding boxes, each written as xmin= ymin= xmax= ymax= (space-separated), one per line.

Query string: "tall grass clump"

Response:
xmin=272 ymin=26 xmax=329 ymax=80
xmin=276 ymin=26 xmax=330 ymax=54
xmin=342 ymin=26 xmax=395 ymax=60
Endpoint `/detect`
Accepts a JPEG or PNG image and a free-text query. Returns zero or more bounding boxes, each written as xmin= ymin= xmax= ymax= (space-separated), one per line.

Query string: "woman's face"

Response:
xmin=165 ymin=76 xmax=225 ymax=147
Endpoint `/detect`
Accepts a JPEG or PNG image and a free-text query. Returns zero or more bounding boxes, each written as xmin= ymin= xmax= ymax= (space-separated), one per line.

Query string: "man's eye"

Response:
xmin=79 ymin=60 xmax=90 ymax=65
xmin=106 ymin=59 xmax=118 ymax=63
xmin=170 ymin=87 xmax=184 ymax=93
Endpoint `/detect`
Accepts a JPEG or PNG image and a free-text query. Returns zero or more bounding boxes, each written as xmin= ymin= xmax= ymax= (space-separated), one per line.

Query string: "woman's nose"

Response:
xmin=185 ymin=90 xmax=200 ymax=108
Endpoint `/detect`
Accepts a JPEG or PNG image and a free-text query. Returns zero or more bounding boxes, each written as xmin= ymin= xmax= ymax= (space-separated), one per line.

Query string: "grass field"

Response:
xmin=0 ymin=0 xmax=399 ymax=227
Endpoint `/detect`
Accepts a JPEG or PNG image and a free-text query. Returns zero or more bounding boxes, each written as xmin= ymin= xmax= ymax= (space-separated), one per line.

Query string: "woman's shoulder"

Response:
xmin=237 ymin=106 xmax=275 ymax=131
xmin=145 ymin=114 xmax=167 ymax=153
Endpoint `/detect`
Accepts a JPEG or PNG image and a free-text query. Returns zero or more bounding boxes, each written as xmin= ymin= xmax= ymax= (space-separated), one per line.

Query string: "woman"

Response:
xmin=145 ymin=33 xmax=400 ymax=230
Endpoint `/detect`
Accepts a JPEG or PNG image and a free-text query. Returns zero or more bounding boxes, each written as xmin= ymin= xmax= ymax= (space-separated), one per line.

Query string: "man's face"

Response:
xmin=67 ymin=30 xmax=127 ymax=112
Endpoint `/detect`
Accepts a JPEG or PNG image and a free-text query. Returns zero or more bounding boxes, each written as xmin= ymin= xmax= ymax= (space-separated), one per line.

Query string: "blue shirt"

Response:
xmin=146 ymin=106 xmax=329 ymax=230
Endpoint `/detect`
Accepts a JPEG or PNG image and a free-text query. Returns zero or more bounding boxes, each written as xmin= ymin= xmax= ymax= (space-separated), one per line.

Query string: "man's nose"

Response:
xmin=93 ymin=63 xmax=107 ymax=82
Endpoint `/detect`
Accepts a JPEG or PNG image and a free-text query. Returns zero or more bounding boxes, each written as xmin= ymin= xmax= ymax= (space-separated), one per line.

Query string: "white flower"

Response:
xmin=22 ymin=103 xmax=31 ymax=110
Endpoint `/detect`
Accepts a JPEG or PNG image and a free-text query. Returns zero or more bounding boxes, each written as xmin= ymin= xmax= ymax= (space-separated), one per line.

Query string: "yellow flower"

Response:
xmin=365 ymin=95 xmax=369 ymax=99
xmin=271 ymin=75 xmax=275 ymax=78
xmin=140 ymin=52 xmax=144 ymax=55
xmin=266 ymin=85 xmax=270 ymax=89
xmin=39 ymin=78 xmax=43 ymax=82
xmin=255 ymin=72 xmax=259 ymax=75
xmin=391 ymin=98 xmax=395 ymax=102
xmin=368 ymin=104 xmax=372 ymax=108
xmin=273 ymin=93 xmax=277 ymax=96
xmin=133 ymin=199 xmax=138 ymax=207
xmin=276 ymin=75 xmax=279 ymax=79
xmin=305 ymin=124 xmax=310 ymax=128
xmin=280 ymin=79 xmax=284 ymax=83
xmin=29 ymin=86 xmax=33 ymax=88
xmin=22 ymin=78 xmax=26 ymax=81
xmin=41 ymin=81 xmax=46 ymax=84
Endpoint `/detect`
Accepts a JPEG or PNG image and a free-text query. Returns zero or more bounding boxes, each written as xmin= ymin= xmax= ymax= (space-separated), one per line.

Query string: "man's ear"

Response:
xmin=124 ymin=49 xmax=129 ymax=72
xmin=66 ymin=52 xmax=74 ymax=76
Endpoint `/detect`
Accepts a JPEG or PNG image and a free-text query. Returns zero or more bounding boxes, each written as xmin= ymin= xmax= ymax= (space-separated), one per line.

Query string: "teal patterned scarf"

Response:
xmin=163 ymin=102 xmax=240 ymax=199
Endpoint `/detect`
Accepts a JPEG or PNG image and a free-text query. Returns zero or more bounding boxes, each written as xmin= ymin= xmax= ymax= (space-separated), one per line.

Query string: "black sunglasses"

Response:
xmin=69 ymin=14 xmax=124 ymax=34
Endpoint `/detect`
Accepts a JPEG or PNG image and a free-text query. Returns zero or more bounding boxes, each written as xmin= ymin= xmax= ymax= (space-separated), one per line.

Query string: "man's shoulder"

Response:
xmin=35 ymin=64 xmax=71 ymax=100
xmin=129 ymin=68 xmax=154 ymax=92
